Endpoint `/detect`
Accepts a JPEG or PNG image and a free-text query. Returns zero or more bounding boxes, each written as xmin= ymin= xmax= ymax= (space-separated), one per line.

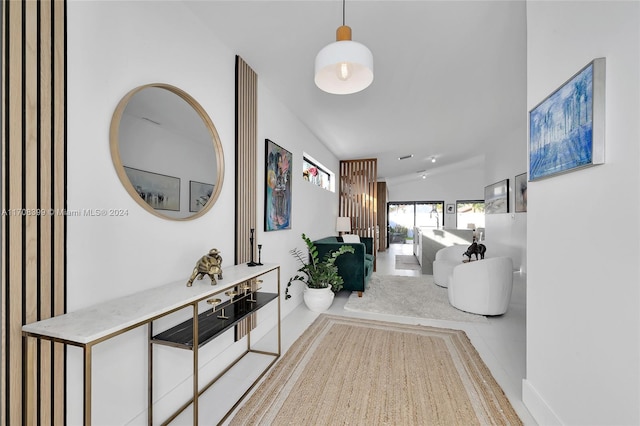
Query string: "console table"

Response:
xmin=22 ymin=263 xmax=281 ymax=425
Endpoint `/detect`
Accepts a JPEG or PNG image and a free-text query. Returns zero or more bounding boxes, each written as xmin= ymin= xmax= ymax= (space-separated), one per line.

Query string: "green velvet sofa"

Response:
xmin=313 ymin=236 xmax=375 ymax=296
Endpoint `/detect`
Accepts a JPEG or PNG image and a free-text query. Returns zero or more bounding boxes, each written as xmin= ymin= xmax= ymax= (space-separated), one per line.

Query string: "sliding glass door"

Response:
xmin=387 ymin=201 xmax=444 ymax=246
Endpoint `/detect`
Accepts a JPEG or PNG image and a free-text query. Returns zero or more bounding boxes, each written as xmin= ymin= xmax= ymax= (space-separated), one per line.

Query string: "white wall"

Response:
xmin=484 ymin=125 xmax=528 ymax=272
xmin=524 ymin=2 xmax=640 ymax=425
xmin=119 ymin=112 xmax=218 ymax=218
xmin=257 ymin=82 xmax=340 ymax=311
xmin=388 ymin=157 xmax=485 ymax=227
xmin=388 ymin=142 xmax=528 ymax=272
xmin=67 ymin=1 xmax=338 ymax=424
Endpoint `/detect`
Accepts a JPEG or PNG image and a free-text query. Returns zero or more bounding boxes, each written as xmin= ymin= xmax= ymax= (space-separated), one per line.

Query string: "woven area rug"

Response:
xmin=230 ymin=315 xmax=521 ymax=425
xmin=344 ymin=274 xmax=488 ymax=323
xmin=395 ymin=254 xmax=421 ymax=270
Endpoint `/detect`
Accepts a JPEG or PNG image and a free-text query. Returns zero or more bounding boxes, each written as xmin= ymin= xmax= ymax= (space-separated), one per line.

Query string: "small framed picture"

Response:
xmin=515 ymin=173 xmax=527 ymax=213
xmin=485 ymin=179 xmax=509 ymax=214
xmin=189 ymin=180 xmax=214 ymax=212
xmin=446 ymin=204 xmax=455 ymax=214
xmin=124 ymin=166 xmax=180 ymax=211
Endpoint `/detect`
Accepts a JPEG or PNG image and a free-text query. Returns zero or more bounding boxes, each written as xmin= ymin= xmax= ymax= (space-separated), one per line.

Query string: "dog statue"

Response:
xmin=463 ymin=242 xmax=486 ymax=262
xmin=186 ymin=248 xmax=223 ymax=286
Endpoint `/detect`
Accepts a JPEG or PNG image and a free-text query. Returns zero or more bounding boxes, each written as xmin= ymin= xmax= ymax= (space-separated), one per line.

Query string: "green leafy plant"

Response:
xmin=285 ymin=233 xmax=354 ymax=299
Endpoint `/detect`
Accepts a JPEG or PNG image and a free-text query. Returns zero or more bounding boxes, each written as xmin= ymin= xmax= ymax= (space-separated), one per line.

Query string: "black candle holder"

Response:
xmin=248 ymin=228 xmax=259 ymax=267
xmin=257 ymin=244 xmax=263 ymax=266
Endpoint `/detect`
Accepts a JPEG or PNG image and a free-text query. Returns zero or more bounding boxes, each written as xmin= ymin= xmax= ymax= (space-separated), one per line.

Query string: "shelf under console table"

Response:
xmin=22 ymin=263 xmax=281 ymax=425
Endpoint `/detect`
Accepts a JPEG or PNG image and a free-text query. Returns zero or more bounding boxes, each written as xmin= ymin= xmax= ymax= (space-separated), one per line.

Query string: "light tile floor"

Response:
xmin=209 ymin=244 xmax=537 ymax=425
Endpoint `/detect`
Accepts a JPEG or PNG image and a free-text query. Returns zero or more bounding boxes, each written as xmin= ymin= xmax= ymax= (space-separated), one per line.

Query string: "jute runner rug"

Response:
xmin=230 ymin=314 xmax=521 ymax=425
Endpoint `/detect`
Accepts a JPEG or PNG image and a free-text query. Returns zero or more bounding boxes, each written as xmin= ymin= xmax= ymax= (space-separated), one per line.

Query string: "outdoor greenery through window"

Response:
xmin=456 ymin=200 xmax=485 ymax=231
xmin=388 ymin=202 xmax=444 ymax=244
xmin=302 ymin=155 xmax=333 ymax=191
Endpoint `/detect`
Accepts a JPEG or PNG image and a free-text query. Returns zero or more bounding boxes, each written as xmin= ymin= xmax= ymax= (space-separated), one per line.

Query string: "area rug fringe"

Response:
xmin=230 ymin=314 xmax=521 ymax=425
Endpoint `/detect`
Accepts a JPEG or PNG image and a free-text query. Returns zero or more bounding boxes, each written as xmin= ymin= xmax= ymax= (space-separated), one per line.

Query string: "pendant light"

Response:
xmin=314 ymin=0 xmax=374 ymax=95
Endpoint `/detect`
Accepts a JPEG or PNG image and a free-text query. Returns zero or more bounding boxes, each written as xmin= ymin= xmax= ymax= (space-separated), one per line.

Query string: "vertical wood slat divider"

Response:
xmin=7 ymin=2 xmax=24 ymax=424
xmin=24 ymin=2 xmax=39 ymax=424
xmin=339 ymin=159 xmax=378 ymax=265
xmin=235 ymin=56 xmax=258 ymax=340
xmin=52 ymin=1 xmax=67 ymax=422
xmin=38 ymin=2 xmax=53 ymax=423
xmin=1 ymin=1 xmax=66 ymax=424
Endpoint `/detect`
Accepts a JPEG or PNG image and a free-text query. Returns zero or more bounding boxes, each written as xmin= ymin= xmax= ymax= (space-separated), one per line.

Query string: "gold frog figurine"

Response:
xmin=186 ymin=248 xmax=223 ymax=286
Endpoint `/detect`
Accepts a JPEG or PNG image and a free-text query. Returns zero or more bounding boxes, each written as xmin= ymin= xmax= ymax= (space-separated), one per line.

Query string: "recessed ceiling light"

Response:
xmin=431 ymin=156 xmax=436 ymax=163
xmin=422 ymin=174 xmax=427 ymax=179
xmin=398 ymin=154 xmax=414 ymax=160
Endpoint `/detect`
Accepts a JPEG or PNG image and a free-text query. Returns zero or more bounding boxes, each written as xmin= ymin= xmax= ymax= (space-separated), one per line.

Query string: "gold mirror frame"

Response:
xmin=110 ymin=83 xmax=224 ymax=220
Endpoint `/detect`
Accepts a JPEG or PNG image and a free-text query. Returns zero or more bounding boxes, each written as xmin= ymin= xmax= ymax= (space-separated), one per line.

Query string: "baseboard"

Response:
xmin=522 ymin=379 xmax=564 ymax=425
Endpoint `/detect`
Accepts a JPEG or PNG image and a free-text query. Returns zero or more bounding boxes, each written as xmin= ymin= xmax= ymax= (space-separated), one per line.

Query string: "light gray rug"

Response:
xmin=344 ymin=274 xmax=488 ymax=323
xmin=395 ymin=254 xmax=421 ymax=270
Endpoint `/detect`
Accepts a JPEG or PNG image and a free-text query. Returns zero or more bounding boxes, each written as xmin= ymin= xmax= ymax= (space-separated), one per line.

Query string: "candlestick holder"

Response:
xmin=257 ymin=244 xmax=263 ymax=266
xmin=206 ymin=298 xmax=221 ymax=317
xmin=239 ymin=282 xmax=251 ymax=296
xmin=247 ymin=228 xmax=259 ymax=267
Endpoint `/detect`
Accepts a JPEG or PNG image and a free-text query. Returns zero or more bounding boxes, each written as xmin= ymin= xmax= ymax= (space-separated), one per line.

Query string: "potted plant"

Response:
xmin=285 ymin=233 xmax=354 ymax=312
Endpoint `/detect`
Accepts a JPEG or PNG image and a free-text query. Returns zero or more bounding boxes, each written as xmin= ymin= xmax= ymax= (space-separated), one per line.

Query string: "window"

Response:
xmin=456 ymin=200 xmax=485 ymax=230
xmin=302 ymin=155 xmax=334 ymax=192
xmin=388 ymin=201 xmax=444 ymax=244
xmin=415 ymin=202 xmax=444 ymax=228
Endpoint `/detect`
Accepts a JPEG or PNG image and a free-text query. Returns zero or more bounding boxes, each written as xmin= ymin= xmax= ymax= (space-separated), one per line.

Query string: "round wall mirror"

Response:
xmin=110 ymin=84 xmax=224 ymax=220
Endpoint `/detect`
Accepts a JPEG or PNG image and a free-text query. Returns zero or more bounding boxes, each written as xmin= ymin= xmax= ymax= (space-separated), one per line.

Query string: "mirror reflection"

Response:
xmin=110 ymin=84 xmax=224 ymax=220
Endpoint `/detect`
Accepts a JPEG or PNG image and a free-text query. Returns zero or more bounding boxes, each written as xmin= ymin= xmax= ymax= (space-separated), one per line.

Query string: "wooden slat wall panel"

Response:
xmin=339 ymin=159 xmax=378 ymax=257
xmin=1 ymin=1 xmax=66 ymax=424
xmin=38 ymin=1 xmax=54 ymax=423
xmin=234 ymin=56 xmax=257 ymax=340
xmin=52 ymin=1 xmax=67 ymax=422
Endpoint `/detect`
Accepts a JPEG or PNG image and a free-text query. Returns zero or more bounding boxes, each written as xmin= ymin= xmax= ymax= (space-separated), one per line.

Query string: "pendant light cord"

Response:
xmin=342 ymin=0 xmax=346 ymax=26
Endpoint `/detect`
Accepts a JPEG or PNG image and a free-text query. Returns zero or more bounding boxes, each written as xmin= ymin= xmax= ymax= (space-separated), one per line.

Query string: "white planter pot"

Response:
xmin=303 ymin=286 xmax=335 ymax=312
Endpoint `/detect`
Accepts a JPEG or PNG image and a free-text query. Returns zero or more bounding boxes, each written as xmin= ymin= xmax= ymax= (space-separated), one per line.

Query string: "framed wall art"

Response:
xmin=189 ymin=181 xmax=214 ymax=212
xmin=484 ymin=179 xmax=509 ymax=214
xmin=265 ymin=139 xmax=292 ymax=231
xmin=529 ymin=58 xmax=605 ymax=181
xmin=124 ymin=166 xmax=180 ymax=211
xmin=446 ymin=204 xmax=455 ymax=214
xmin=514 ymin=173 xmax=527 ymax=213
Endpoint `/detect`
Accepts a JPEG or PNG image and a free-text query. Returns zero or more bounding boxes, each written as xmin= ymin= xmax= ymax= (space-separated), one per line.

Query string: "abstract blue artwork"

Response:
xmin=529 ymin=58 xmax=605 ymax=181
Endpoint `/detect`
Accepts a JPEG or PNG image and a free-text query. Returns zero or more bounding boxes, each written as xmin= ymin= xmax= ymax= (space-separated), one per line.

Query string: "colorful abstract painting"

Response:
xmin=265 ymin=139 xmax=292 ymax=231
xmin=529 ymin=58 xmax=605 ymax=181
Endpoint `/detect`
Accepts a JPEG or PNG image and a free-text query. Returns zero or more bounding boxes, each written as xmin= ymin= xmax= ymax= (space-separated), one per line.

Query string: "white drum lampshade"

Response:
xmin=336 ymin=216 xmax=352 ymax=234
xmin=315 ymin=25 xmax=374 ymax=95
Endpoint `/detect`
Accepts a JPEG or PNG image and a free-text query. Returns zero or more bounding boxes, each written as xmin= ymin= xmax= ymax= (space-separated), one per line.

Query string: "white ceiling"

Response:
xmin=184 ymin=1 xmax=527 ymax=185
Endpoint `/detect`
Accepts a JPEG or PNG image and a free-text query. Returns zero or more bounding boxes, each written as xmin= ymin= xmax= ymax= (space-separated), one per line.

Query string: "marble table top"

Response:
xmin=22 ymin=263 xmax=279 ymax=345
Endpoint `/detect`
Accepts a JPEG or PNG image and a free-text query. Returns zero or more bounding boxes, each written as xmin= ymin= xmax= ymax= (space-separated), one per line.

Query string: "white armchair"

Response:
xmin=447 ymin=257 xmax=514 ymax=316
xmin=433 ymin=244 xmax=469 ymax=287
